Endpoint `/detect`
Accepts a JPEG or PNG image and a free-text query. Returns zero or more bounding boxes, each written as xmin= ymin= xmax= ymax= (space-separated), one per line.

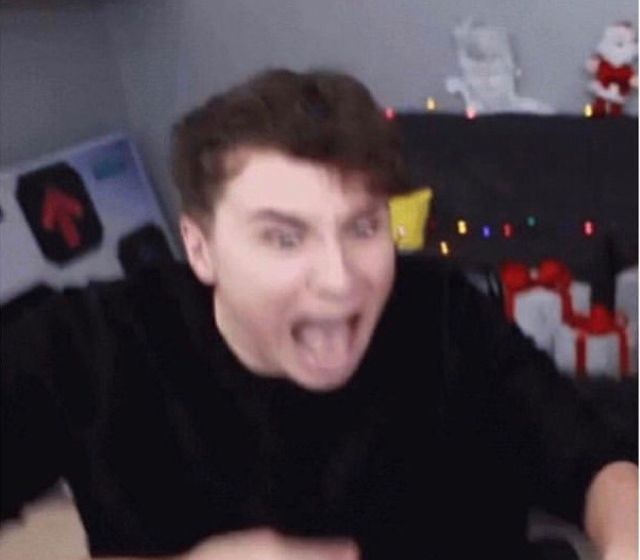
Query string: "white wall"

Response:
xmin=100 ymin=0 xmax=638 ymax=228
xmin=0 ymin=0 xmax=129 ymax=168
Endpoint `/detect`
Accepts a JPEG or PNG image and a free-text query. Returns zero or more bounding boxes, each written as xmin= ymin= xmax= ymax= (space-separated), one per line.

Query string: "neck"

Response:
xmin=212 ymin=290 xmax=282 ymax=379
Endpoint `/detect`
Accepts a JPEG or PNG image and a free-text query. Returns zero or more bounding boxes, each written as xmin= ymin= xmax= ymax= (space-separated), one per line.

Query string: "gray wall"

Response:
xmin=100 ymin=0 xmax=638 ymax=231
xmin=0 ymin=0 xmax=129 ymax=168
xmin=2 ymin=0 xmax=637 ymax=235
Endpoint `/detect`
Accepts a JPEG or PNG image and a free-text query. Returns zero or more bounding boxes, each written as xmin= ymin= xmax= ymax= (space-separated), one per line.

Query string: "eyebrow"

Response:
xmin=249 ymin=201 xmax=385 ymax=229
xmin=249 ymin=209 xmax=309 ymax=229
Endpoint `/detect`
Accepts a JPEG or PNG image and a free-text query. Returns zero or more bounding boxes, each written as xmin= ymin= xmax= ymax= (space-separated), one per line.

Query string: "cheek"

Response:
xmin=226 ymin=259 xmax=305 ymax=328
xmin=353 ymin=239 xmax=395 ymax=290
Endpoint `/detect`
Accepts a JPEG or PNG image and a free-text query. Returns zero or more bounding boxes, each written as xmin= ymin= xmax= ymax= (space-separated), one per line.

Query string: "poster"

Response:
xmin=0 ymin=133 xmax=176 ymax=304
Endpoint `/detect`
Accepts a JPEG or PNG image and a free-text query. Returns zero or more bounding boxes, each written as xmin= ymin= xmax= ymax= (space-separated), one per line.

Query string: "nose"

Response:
xmin=308 ymin=240 xmax=356 ymax=300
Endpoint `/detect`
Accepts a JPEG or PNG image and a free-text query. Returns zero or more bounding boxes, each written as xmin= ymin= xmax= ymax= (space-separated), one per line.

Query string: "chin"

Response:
xmin=287 ymin=361 xmax=360 ymax=393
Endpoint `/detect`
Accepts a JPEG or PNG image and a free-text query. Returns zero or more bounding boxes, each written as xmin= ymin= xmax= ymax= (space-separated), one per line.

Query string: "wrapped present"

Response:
xmin=615 ymin=267 xmax=638 ymax=325
xmin=569 ymin=281 xmax=591 ymax=316
xmin=553 ymin=304 xmax=631 ymax=378
xmin=627 ymin=320 xmax=638 ymax=374
xmin=512 ymin=287 xmax=563 ymax=353
xmin=500 ymin=260 xmax=591 ymax=353
xmin=615 ymin=267 xmax=638 ymax=374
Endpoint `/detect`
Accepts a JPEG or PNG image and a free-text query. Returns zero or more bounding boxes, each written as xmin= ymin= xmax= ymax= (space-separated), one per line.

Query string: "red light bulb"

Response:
xmin=583 ymin=220 xmax=595 ymax=236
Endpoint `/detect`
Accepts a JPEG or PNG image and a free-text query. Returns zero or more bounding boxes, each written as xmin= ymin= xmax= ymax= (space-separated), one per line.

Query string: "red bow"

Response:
xmin=500 ymin=260 xmax=573 ymax=321
xmin=568 ymin=305 xmax=630 ymax=378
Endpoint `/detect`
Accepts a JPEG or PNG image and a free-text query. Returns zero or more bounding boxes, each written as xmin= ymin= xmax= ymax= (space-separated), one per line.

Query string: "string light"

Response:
xmin=583 ymin=220 xmax=595 ymax=236
xmin=384 ymin=107 xmax=396 ymax=120
xmin=584 ymin=104 xmax=593 ymax=118
xmin=465 ymin=106 xmax=477 ymax=119
xmin=427 ymin=218 xmax=600 ymax=241
xmin=426 ymin=97 xmax=437 ymax=111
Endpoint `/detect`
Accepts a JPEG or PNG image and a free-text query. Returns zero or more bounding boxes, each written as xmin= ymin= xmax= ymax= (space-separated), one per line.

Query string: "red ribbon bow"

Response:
xmin=568 ymin=304 xmax=630 ymax=378
xmin=500 ymin=259 xmax=573 ymax=322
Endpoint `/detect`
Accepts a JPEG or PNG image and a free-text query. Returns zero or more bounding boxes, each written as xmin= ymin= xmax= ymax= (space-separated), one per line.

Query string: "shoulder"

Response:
xmin=390 ymin=253 xmax=483 ymax=314
xmin=2 ymin=264 xmax=209 ymax=424
xmin=390 ymin=253 xmax=526 ymax=372
xmin=1 ymin=263 xmax=207 ymax=377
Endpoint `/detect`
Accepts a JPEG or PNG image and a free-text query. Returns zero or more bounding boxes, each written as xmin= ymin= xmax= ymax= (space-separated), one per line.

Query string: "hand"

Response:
xmin=602 ymin=546 xmax=638 ymax=560
xmin=184 ymin=527 xmax=359 ymax=560
xmin=584 ymin=462 xmax=638 ymax=560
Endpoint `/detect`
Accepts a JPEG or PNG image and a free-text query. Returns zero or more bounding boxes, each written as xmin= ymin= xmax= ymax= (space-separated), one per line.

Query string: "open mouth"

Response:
xmin=291 ymin=313 xmax=361 ymax=373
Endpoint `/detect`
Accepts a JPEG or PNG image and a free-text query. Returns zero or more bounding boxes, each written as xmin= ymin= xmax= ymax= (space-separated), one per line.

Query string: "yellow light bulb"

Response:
xmin=584 ymin=104 xmax=593 ymax=118
xmin=426 ymin=97 xmax=437 ymax=111
xmin=440 ymin=241 xmax=450 ymax=256
xmin=457 ymin=220 xmax=468 ymax=235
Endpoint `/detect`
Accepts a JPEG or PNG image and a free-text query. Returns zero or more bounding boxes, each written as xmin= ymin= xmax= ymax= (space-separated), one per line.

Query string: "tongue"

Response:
xmin=296 ymin=321 xmax=351 ymax=369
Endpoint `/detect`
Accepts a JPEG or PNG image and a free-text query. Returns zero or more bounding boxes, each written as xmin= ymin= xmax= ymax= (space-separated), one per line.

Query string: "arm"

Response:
xmin=443 ymin=265 xmax=636 ymax=527
xmin=0 ymin=302 xmax=66 ymax=523
xmin=584 ymin=461 xmax=638 ymax=560
xmin=92 ymin=528 xmax=359 ymax=559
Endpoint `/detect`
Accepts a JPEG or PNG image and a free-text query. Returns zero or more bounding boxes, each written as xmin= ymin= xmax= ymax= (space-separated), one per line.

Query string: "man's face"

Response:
xmin=182 ymin=149 xmax=396 ymax=392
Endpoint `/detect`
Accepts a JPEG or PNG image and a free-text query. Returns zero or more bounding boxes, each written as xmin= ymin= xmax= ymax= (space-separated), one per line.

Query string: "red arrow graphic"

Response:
xmin=41 ymin=186 xmax=85 ymax=249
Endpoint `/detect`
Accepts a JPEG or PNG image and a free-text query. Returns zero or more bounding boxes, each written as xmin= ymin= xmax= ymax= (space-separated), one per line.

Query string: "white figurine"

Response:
xmin=446 ymin=18 xmax=554 ymax=115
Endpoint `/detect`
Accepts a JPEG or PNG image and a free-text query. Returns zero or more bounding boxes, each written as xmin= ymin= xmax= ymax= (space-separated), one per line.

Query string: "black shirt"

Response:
xmin=0 ymin=255 xmax=629 ymax=558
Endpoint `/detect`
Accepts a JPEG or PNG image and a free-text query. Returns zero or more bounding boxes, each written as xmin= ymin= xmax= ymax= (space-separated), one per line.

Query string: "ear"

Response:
xmin=180 ymin=214 xmax=217 ymax=285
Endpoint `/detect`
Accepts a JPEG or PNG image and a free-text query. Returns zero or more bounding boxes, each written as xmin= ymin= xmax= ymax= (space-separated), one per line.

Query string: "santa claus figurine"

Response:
xmin=586 ymin=22 xmax=638 ymax=116
xmin=587 ymin=22 xmax=638 ymax=117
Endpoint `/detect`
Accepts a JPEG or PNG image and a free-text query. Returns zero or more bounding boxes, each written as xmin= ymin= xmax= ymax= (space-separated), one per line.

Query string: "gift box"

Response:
xmin=615 ymin=267 xmax=638 ymax=325
xmin=615 ymin=267 xmax=638 ymax=374
xmin=553 ymin=305 xmax=631 ymax=378
xmin=501 ymin=260 xmax=591 ymax=354
xmin=511 ymin=287 xmax=562 ymax=353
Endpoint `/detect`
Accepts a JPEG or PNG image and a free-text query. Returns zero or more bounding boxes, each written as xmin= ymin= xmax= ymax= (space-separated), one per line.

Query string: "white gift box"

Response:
xmin=626 ymin=320 xmax=638 ymax=375
xmin=512 ymin=280 xmax=590 ymax=355
xmin=615 ymin=267 xmax=638 ymax=325
xmin=553 ymin=322 xmax=631 ymax=378
xmin=569 ymin=281 xmax=591 ymax=316
xmin=513 ymin=287 xmax=563 ymax=354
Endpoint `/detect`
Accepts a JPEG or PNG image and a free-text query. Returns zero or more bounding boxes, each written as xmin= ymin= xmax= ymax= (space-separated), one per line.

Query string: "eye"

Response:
xmin=262 ymin=228 xmax=303 ymax=250
xmin=352 ymin=216 xmax=380 ymax=238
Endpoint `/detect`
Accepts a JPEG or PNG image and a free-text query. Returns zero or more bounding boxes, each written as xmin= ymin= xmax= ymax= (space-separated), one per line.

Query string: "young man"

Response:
xmin=1 ymin=70 xmax=637 ymax=560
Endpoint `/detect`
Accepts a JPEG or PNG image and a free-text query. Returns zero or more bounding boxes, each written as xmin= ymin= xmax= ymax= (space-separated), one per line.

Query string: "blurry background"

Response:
xmin=1 ymin=0 xmax=637 ymax=237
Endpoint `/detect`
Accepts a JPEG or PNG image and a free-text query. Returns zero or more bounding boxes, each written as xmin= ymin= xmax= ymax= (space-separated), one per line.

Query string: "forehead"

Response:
xmin=218 ymin=149 xmax=383 ymax=219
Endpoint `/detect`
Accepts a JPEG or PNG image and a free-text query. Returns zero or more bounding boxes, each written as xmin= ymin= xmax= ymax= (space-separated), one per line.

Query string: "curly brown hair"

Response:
xmin=171 ymin=68 xmax=409 ymax=222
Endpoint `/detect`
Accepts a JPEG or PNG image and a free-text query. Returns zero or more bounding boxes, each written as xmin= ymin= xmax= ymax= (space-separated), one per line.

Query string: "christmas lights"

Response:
xmin=583 ymin=220 xmax=595 ymax=236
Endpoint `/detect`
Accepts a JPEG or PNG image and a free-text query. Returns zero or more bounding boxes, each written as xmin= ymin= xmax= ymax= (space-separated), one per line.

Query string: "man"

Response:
xmin=1 ymin=69 xmax=637 ymax=559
